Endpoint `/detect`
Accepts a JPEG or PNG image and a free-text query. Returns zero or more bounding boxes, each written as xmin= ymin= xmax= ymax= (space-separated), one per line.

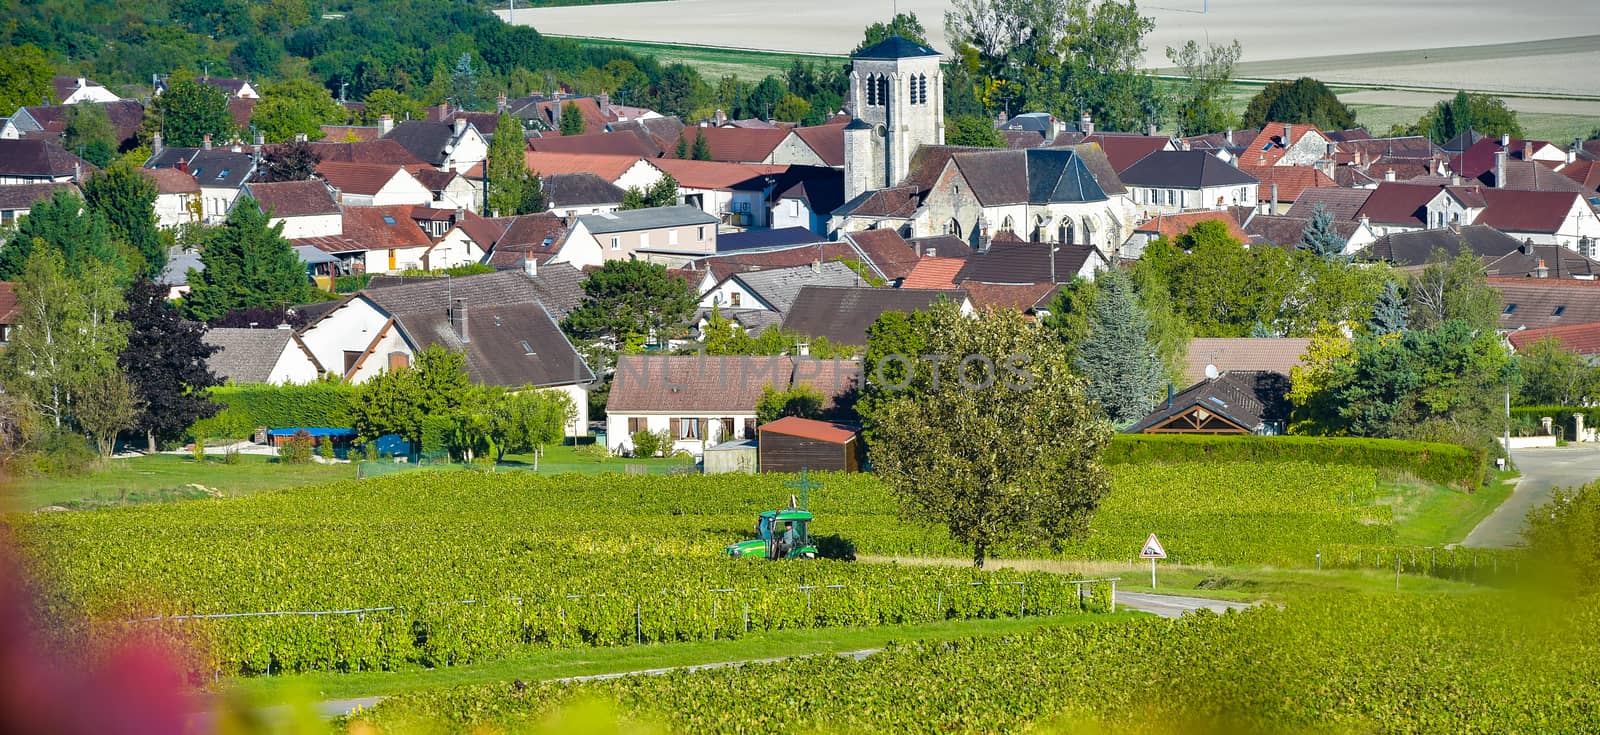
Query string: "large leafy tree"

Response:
xmin=347 ymin=346 xmax=475 ymax=445
xmin=486 ymin=111 xmax=529 ymax=216
xmin=854 ymin=12 xmax=928 ymax=54
xmin=620 ymin=174 xmax=680 ymax=210
xmin=63 ymin=103 xmax=120 ymax=167
xmin=1139 ymin=221 xmax=1294 ymax=337
xmin=1073 ymin=268 xmax=1163 ymax=425
xmin=487 ymin=387 xmax=575 ymax=466
xmin=1240 ymin=77 xmax=1356 ymax=131
xmin=0 ymin=190 xmax=128 ymax=281
xmin=255 ymin=140 xmax=322 ymax=182
xmin=0 ymin=249 xmax=128 ymax=431
xmin=359 ymin=89 xmax=426 ymax=125
xmin=947 ymin=115 xmax=1006 ymax=147
xmin=251 ymin=78 xmax=347 ymax=143
xmin=1406 ymin=248 xmax=1500 ymax=333
xmin=75 ymin=368 xmax=142 ymax=458
xmin=83 ymin=162 xmax=165 ymax=277
xmin=0 ymin=44 xmax=55 ymax=112
xmin=1397 ymin=91 xmax=1523 ymax=144
xmin=562 ymin=260 xmax=695 ymax=346
xmin=1517 ymin=337 xmax=1598 ymax=407
xmin=147 ymin=75 xmax=236 ymax=148
xmin=869 ymin=303 xmax=1112 ymax=568
xmin=119 ymin=279 xmax=221 ymax=452
xmin=1165 ymin=39 xmax=1242 ymax=136
xmin=183 ymin=198 xmax=310 ymax=322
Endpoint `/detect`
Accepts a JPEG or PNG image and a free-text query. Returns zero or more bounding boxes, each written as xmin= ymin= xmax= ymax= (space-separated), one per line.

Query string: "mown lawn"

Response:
xmin=5 ymin=453 xmax=352 ymax=512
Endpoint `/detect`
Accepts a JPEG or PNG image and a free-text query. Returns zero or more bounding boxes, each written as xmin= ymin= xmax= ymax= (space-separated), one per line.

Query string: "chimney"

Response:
xmin=1080 ymin=112 xmax=1093 ymax=135
xmin=1500 ymin=133 xmax=1511 ymax=148
xmin=72 ymin=162 xmax=82 ymax=183
xmin=76 ymin=77 xmax=87 ymax=90
xmin=449 ymin=298 xmax=469 ymax=342
xmin=1522 ymin=140 xmax=1534 ymax=163
xmin=1383 ymin=169 xmax=1396 ymax=182
xmin=925 ymin=247 xmax=936 ymax=257
xmin=202 ymin=134 xmax=212 ymax=151
xmin=1225 ymin=128 xmax=1234 ymax=146
xmin=497 ymin=92 xmax=508 ymax=112
xmin=714 ymin=108 xmax=726 ymax=127
xmin=379 ymin=114 xmax=394 ymax=136
xmin=1535 ymin=259 xmax=1549 ymax=279
xmin=1359 ymin=214 xmax=1370 ymax=230
xmin=598 ymin=92 xmax=610 ymax=111
xmin=152 ymin=132 xmax=164 ymax=157
xmin=1450 ymin=174 xmax=1461 ymax=186
xmin=1180 ymin=139 xmax=1191 ymax=151
xmin=1044 ymin=115 xmax=1060 ymax=141
xmin=1282 ymin=124 xmax=1292 ymax=146
xmin=1572 ymin=138 xmax=1582 ymax=165
xmin=453 ymin=115 xmax=467 ymax=137
xmin=1270 ymin=183 xmax=1279 ymax=212
xmin=551 ymin=102 xmax=562 ymax=129
xmin=1495 ymin=150 xmax=1507 ymax=188
xmin=523 ymin=256 xmax=538 ymax=278
xmin=176 ymin=158 xmax=187 ymax=173
xmin=1147 ymin=123 xmax=1157 ymax=137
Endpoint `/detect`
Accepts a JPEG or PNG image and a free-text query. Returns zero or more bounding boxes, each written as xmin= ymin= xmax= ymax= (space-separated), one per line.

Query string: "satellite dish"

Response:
xmin=1204 ymin=364 xmax=1219 ymax=380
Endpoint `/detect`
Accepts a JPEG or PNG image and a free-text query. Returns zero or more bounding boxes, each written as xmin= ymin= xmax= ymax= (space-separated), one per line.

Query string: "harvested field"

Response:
xmin=505 ymin=0 xmax=1599 ymax=96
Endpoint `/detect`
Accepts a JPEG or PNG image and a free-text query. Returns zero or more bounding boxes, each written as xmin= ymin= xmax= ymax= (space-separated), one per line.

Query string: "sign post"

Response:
xmin=1139 ymin=533 xmax=1167 ymax=590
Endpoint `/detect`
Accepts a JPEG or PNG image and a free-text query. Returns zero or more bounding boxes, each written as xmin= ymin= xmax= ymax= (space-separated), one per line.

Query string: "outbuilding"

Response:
xmin=758 ymin=416 xmax=863 ymax=473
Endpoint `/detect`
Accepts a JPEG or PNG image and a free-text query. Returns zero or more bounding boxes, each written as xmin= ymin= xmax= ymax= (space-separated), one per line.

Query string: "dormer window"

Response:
xmin=216 ymin=169 xmax=229 ymax=180
xmin=1554 ymin=306 xmax=1566 ymax=317
xmin=1503 ymin=304 xmax=1517 ymax=314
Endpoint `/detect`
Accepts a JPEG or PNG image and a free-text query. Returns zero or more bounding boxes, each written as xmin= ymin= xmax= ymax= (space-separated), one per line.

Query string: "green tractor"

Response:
xmin=725 ymin=508 xmax=818 ymax=560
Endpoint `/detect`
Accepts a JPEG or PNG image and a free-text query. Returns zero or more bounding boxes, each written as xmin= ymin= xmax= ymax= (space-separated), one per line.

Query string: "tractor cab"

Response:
xmin=725 ymin=508 xmax=817 ymax=560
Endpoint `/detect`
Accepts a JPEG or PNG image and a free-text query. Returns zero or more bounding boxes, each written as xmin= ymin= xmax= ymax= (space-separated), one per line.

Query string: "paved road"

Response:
xmin=1116 ymin=591 xmax=1256 ymax=619
xmin=1463 ymin=445 xmax=1600 ymax=548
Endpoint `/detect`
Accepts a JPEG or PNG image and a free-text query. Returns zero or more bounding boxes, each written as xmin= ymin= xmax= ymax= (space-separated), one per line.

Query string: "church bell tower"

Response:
xmin=843 ymin=36 xmax=944 ymax=202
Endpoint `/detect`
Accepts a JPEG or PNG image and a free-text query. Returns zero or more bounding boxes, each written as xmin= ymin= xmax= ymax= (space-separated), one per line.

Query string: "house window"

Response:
xmin=677 ymin=417 xmax=701 ymax=440
xmin=1554 ymin=306 xmax=1566 ymax=317
xmin=668 ymin=229 xmax=679 ymax=246
xmin=721 ymin=417 xmax=736 ymax=439
xmin=697 ymin=226 xmax=706 ymax=241
xmin=387 ymin=351 xmax=409 ymax=371
xmin=343 ymin=350 xmax=362 ymax=375
xmin=0 ymin=324 xmax=10 ymax=344
xmin=640 ymin=232 xmax=650 ymax=248
xmin=730 ymin=292 xmax=741 ymax=307
xmin=789 ymin=199 xmax=801 ymax=216
xmin=610 ymin=236 xmax=620 ymax=250
xmin=627 ymin=417 xmax=644 ymax=434
xmin=1503 ymin=304 xmax=1517 ymax=314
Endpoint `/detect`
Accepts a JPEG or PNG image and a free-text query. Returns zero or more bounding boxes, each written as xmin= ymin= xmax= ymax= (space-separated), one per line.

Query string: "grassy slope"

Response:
xmin=566 ymin=36 xmax=846 ymax=81
xmin=226 ymin=612 xmax=1143 ymax=702
xmin=5 ymin=454 xmax=351 ymax=511
xmin=1379 ymin=471 xmax=1517 ymax=547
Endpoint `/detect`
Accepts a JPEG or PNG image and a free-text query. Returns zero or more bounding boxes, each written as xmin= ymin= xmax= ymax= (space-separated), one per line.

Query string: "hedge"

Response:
xmin=190 ymin=384 xmax=357 ymax=441
xmin=1106 ymin=434 xmax=1486 ymax=489
xmin=1510 ymin=406 xmax=1600 ymax=433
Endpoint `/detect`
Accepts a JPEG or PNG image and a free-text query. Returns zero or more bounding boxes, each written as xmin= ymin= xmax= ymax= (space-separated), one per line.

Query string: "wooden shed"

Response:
xmin=758 ymin=416 xmax=864 ymax=473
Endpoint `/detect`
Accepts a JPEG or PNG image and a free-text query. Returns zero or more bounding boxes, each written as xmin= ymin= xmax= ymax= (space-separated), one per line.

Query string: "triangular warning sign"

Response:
xmin=1139 ymin=533 xmax=1167 ymax=559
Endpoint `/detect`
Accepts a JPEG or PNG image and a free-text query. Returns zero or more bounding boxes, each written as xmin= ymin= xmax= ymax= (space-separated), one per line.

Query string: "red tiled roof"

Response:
xmin=410 ymin=206 xmax=455 ymax=221
xmin=292 ymin=235 xmax=367 ymax=253
xmin=1475 ymin=190 xmax=1583 ymax=233
xmin=900 ymin=256 xmax=965 ymax=289
xmin=0 ymin=282 xmax=18 ymax=324
xmin=792 ymin=123 xmax=846 ymax=167
xmin=527 ymin=131 xmax=658 ymax=158
xmin=247 ymin=180 xmax=339 ymax=217
xmin=1508 ymin=321 xmax=1600 ymax=355
xmin=139 ymin=167 xmax=199 ymax=194
xmin=651 ymin=158 xmax=786 ymax=190
xmin=845 ymin=229 xmax=919 ymax=281
xmin=454 ymin=210 xmax=510 ymax=249
xmin=1078 ymin=133 xmax=1171 ymax=172
xmin=340 ymin=205 xmax=431 ymax=250
xmin=959 ymin=281 xmax=1060 ymax=312
xmin=675 ymin=126 xmax=788 ymax=163
xmin=1561 ymin=159 xmax=1600 ymax=192
xmin=1242 ymin=165 xmax=1336 ymax=203
xmin=1134 ymin=211 xmax=1250 ymax=244
xmin=759 ymin=415 xmax=858 ymax=443
xmin=1185 ymin=338 xmax=1312 ymax=383
xmin=1353 ymin=182 xmax=1438 ymax=227
xmin=524 ymin=152 xmax=644 ymax=182
xmin=1236 ymin=123 xmax=1330 ymax=168
xmin=306 ymin=140 xmax=424 ymax=166
xmin=316 ymin=161 xmax=407 ymax=196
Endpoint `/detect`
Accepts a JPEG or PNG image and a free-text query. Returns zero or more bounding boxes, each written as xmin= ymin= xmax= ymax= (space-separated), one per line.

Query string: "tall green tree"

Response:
xmin=63 ymin=103 xmax=120 ymax=167
xmin=855 ymin=12 xmax=928 ymax=54
xmin=0 ymin=44 xmax=54 ymax=111
xmin=147 ymin=75 xmax=236 ymax=148
xmin=447 ymin=54 xmax=484 ymax=110
xmin=559 ymin=102 xmax=586 ymax=136
xmin=1297 ymin=203 xmax=1347 ymax=260
xmin=1397 ymin=91 xmax=1524 ymax=144
xmin=1517 ymin=337 xmax=1597 ymax=407
xmin=1165 ymin=39 xmax=1242 ymax=136
xmin=869 ymin=304 xmax=1112 ymax=568
xmin=82 ymin=162 xmax=164 ymax=277
xmin=75 ymin=368 xmax=142 ymax=458
xmin=947 ymin=115 xmax=1006 ymax=147
xmin=0 ymin=190 xmax=128 ymax=281
xmin=1240 ymin=78 xmax=1356 ymax=130
xmin=347 ymin=346 xmax=475 ymax=445
xmin=0 ymin=249 xmax=128 ymax=430
xmin=1406 ymin=249 xmax=1500 ymax=333
xmin=251 ymin=78 xmax=347 ymax=143
xmin=1139 ymin=222 xmax=1294 ymax=337
xmin=690 ymin=130 xmax=712 ymax=161
xmin=119 ymin=279 xmax=221 ymax=452
xmin=519 ymin=171 xmax=546 ymax=214
xmin=620 ymin=174 xmax=680 ymax=210
xmin=1369 ymin=280 xmax=1408 ymax=336
xmin=359 ymin=89 xmax=426 ymax=125
xmin=486 ymin=111 xmax=528 ymax=216
xmin=562 ymin=260 xmax=696 ymax=346
xmin=182 ymin=198 xmax=310 ymax=322
xmin=1073 ymin=268 xmax=1163 ymax=425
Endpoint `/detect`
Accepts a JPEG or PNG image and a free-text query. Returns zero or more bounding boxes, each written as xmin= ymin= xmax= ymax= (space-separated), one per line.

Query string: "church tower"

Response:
xmin=843 ymin=36 xmax=944 ymax=201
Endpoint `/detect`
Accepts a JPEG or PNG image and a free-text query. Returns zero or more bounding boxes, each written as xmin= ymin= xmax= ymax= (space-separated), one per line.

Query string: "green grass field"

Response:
xmin=4 ymin=454 xmax=352 ymax=512
xmin=566 ymin=36 xmax=846 ymax=81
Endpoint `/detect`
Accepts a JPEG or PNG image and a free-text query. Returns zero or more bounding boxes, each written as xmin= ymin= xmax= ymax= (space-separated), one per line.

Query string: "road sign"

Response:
xmin=1139 ymin=533 xmax=1167 ymax=560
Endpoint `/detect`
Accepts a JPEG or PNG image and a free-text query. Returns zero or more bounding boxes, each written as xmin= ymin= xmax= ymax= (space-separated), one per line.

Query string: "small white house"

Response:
xmin=318 ymin=162 xmax=433 ymax=208
xmin=1120 ymin=151 xmax=1260 ymax=216
xmin=241 ymin=179 xmax=343 ymax=239
xmin=203 ymin=328 xmax=323 ymax=385
xmin=54 ymin=76 xmax=121 ymax=104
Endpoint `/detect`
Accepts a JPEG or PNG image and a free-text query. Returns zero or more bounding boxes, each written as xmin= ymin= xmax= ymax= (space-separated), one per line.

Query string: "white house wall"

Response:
xmin=266 ymin=340 xmax=323 ymax=384
xmin=271 ymin=213 xmax=342 ymax=239
xmin=372 ymin=174 xmax=434 ymax=207
xmin=200 ymin=186 xmax=240 ymax=224
xmin=297 ymin=298 xmax=393 ymax=381
xmin=767 ymin=134 xmax=829 ymax=167
xmin=700 ymin=278 xmax=771 ymax=311
xmin=153 ymin=192 xmax=196 ymax=228
xmin=604 ymin=412 xmax=755 ymax=456
xmin=425 ymin=232 xmax=485 ymax=270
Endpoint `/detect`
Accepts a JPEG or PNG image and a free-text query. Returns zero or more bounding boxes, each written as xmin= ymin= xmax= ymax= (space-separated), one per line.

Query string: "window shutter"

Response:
xmin=721 ymin=417 xmax=735 ymax=439
xmin=628 ymin=417 xmax=642 ymax=434
xmin=669 ymin=418 xmax=680 ymax=437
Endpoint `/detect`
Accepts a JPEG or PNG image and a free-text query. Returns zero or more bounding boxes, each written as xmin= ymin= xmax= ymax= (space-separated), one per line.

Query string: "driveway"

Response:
xmin=1463 ymin=445 xmax=1600 ymax=548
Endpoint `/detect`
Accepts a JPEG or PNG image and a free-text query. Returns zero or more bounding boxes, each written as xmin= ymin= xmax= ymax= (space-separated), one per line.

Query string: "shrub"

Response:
xmin=318 ymin=438 xmax=336 ymax=461
xmin=223 ymin=447 xmax=242 ymax=465
xmin=197 ymin=383 xmax=357 ymax=440
xmin=190 ymin=439 xmax=207 ymax=464
xmin=335 ymin=274 xmax=374 ymax=293
xmin=1106 ymin=434 xmax=1485 ymax=489
xmin=1510 ymin=406 xmax=1600 ymax=436
xmin=631 ymin=429 xmax=665 ymax=458
xmin=28 ymin=431 xmax=97 ymax=477
xmin=279 ymin=430 xmax=316 ymax=464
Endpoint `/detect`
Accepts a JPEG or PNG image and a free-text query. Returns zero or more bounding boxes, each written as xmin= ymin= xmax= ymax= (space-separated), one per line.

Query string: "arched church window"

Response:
xmin=1059 ymin=219 xmax=1074 ymax=245
xmin=876 ymin=76 xmax=889 ymax=107
xmin=918 ymin=74 xmax=928 ymax=104
xmin=865 ymin=75 xmax=876 ymax=106
xmin=1001 ymin=215 xmax=1014 ymax=232
xmin=944 ymin=218 xmax=961 ymax=237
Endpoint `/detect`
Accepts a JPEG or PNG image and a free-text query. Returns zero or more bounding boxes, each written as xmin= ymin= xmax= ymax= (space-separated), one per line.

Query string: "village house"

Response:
xmin=409 ymin=167 xmax=481 ymax=211
xmin=383 ymin=117 xmax=488 ymax=174
xmin=316 ymin=162 xmax=433 ymax=207
xmin=147 ymin=143 xmax=256 ymax=223
xmin=1126 ymin=371 xmax=1290 ymax=435
xmin=8 ymin=99 xmax=144 ymax=151
xmin=52 ymin=76 xmax=121 ymax=104
xmin=1493 ymin=277 xmax=1600 ymax=331
xmin=1234 ymin=124 xmax=1338 ymax=169
xmin=295 ymin=269 xmax=593 ymax=434
xmin=480 ymin=213 xmax=583 ymax=270
xmin=1363 ymin=226 xmax=1600 ymax=279
xmin=1120 ymin=150 xmax=1259 ymax=217
xmin=1185 ymin=338 xmax=1312 ymax=384
xmin=698 ymin=260 xmax=864 ymax=317
xmin=604 ymin=354 xmax=861 ymax=457
xmin=1124 ymin=211 xmax=1253 ymax=256
xmin=780 ymin=285 xmax=973 ymax=346
xmin=567 ymin=205 xmax=720 ymax=266
xmin=203 ymin=327 xmax=323 ymax=385
xmin=524 ymin=152 xmax=662 ymax=193
xmin=241 ymin=179 xmax=343 ymax=238
xmin=0 ymin=182 xmax=76 ymax=226
xmin=543 ymin=173 xmax=626 ymax=217
xmin=140 ymin=168 xmax=200 ymax=228
xmin=0 ymin=139 xmax=92 ymax=185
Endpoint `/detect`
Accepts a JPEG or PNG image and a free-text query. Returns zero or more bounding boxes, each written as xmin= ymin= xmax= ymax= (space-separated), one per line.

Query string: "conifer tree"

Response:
xmin=1298 ymin=203 xmax=1348 ymax=260
xmin=183 ymin=198 xmax=310 ymax=322
xmin=1072 ymin=268 xmax=1163 ymax=425
xmin=1369 ymin=280 xmax=1408 ymax=336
